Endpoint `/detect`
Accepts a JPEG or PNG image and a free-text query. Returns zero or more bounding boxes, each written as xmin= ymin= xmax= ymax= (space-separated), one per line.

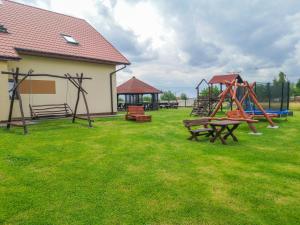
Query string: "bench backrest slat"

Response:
xmin=183 ymin=118 xmax=210 ymax=129
xmin=127 ymin=106 xmax=145 ymax=115
xmin=30 ymin=103 xmax=73 ymax=119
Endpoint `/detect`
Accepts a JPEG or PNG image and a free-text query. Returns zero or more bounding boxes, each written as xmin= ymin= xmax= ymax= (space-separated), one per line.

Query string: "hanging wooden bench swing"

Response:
xmin=29 ymin=103 xmax=73 ymax=120
xmin=1 ymin=68 xmax=93 ymax=134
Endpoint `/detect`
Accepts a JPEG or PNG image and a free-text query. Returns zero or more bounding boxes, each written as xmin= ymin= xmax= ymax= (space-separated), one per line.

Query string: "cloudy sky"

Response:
xmin=16 ymin=0 xmax=300 ymax=96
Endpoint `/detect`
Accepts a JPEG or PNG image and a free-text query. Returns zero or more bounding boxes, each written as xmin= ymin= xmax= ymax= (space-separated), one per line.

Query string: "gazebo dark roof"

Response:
xmin=209 ymin=74 xmax=243 ymax=84
xmin=117 ymin=76 xmax=161 ymax=94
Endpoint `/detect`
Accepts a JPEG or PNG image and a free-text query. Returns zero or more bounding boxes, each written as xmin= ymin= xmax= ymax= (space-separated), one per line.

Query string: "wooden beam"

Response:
xmin=7 ymin=68 xmax=28 ymax=134
xmin=64 ymin=74 xmax=88 ymax=94
xmin=72 ymin=74 xmax=82 ymax=123
xmin=210 ymin=80 xmax=235 ymax=117
xmin=1 ymin=71 xmax=92 ymax=80
xmin=246 ymin=81 xmax=276 ymax=127
xmin=72 ymin=73 xmax=92 ymax=127
xmin=79 ymin=73 xmax=92 ymax=128
xmin=232 ymin=79 xmax=238 ymax=100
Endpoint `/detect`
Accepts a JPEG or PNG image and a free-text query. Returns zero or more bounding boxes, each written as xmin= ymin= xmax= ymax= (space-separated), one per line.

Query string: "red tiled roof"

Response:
xmin=0 ymin=0 xmax=130 ymax=64
xmin=117 ymin=76 xmax=161 ymax=94
xmin=209 ymin=74 xmax=243 ymax=84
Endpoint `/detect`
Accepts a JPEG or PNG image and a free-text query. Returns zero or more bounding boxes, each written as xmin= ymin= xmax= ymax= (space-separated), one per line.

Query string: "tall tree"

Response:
xmin=278 ymin=71 xmax=287 ymax=82
xmin=200 ymin=86 xmax=220 ymax=97
xmin=293 ymin=79 xmax=300 ymax=96
xmin=143 ymin=96 xmax=151 ymax=102
xmin=272 ymin=72 xmax=288 ymax=98
xmin=160 ymin=91 xmax=177 ymax=101
xmin=180 ymin=93 xmax=188 ymax=100
xmin=180 ymin=93 xmax=188 ymax=107
xmin=273 ymin=71 xmax=287 ymax=85
xmin=296 ymin=79 xmax=300 ymax=89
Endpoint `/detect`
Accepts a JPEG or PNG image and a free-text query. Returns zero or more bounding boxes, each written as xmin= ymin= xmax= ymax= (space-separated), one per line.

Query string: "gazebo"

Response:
xmin=117 ymin=76 xmax=161 ymax=110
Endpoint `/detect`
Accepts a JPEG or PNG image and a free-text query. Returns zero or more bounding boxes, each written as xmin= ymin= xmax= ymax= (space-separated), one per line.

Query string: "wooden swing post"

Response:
xmin=240 ymin=82 xmax=255 ymax=105
xmin=1 ymin=68 xmax=93 ymax=134
xmin=245 ymin=81 xmax=276 ymax=127
xmin=210 ymin=80 xmax=235 ymax=118
xmin=227 ymin=82 xmax=258 ymax=133
xmin=7 ymin=68 xmax=28 ymax=134
xmin=68 ymin=73 xmax=92 ymax=127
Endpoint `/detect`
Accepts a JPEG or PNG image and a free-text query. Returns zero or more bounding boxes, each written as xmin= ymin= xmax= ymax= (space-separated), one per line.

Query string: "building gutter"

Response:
xmin=110 ymin=65 xmax=127 ymax=114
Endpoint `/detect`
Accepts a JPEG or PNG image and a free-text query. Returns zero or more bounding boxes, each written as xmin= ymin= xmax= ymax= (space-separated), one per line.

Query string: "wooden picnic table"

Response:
xmin=208 ymin=120 xmax=242 ymax=144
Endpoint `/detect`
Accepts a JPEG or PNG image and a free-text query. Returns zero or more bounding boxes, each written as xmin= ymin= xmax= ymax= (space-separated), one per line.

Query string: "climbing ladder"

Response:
xmin=190 ymin=96 xmax=219 ymax=116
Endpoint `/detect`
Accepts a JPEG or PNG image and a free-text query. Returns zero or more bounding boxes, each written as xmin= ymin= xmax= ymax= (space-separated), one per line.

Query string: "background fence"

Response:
xmin=160 ymin=99 xmax=195 ymax=107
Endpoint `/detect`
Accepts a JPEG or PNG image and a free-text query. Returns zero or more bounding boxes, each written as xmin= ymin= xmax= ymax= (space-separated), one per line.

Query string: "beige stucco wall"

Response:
xmin=0 ymin=54 xmax=117 ymax=121
xmin=0 ymin=61 xmax=9 ymax=121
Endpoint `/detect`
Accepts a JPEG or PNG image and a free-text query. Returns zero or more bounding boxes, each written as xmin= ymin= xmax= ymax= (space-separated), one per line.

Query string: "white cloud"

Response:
xmin=114 ymin=1 xmax=173 ymax=48
xmin=50 ymin=0 xmax=98 ymax=18
xmin=15 ymin=0 xmax=300 ymax=97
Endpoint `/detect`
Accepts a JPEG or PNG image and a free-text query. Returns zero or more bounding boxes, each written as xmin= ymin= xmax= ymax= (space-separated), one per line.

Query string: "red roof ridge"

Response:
xmin=15 ymin=48 xmax=127 ymax=65
xmin=6 ymin=0 xmax=85 ymax=22
xmin=208 ymin=74 xmax=243 ymax=84
xmin=130 ymin=76 xmax=157 ymax=88
xmin=117 ymin=76 xmax=161 ymax=94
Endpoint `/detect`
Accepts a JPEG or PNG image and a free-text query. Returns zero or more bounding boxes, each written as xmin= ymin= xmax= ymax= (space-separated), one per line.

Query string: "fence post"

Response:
xmin=287 ymin=82 xmax=290 ymax=110
xmin=267 ymin=83 xmax=271 ymax=110
xmin=280 ymin=82 xmax=284 ymax=111
xmin=220 ymin=83 xmax=223 ymax=111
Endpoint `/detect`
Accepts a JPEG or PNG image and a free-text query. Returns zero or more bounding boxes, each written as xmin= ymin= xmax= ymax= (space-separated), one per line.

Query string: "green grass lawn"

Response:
xmin=0 ymin=108 xmax=299 ymax=225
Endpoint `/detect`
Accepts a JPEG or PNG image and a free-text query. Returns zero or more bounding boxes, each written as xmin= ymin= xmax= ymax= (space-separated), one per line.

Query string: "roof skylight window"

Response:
xmin=0 ymin=24 xmax=8 ymax=33
xmin=62 ymin=35 xmax=78 ymax=44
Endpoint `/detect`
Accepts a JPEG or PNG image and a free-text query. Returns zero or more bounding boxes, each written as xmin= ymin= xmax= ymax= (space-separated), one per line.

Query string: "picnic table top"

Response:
xmin=208 ymin=120 xmax=242 ymax=126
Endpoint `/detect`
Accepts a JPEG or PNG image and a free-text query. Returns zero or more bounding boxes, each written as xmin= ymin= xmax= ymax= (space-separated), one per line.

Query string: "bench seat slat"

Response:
xmin=191 ymin=128 xmax=213 ymax=133
xmin=31 ymin=104 xmax=68 ymax=107
xmin=31 ymin=106 xmax=70 ymax=111
xmin=30 ymin=103 xmax=73 ymax=120
xmin=35 ymin=116 xmax=72 ymax=119
xmin=35 ymin=110 xmax=72 ymax=114
xmin=183 ymin=118 xmax=214 ymax=141
xmin=36 ymin=112 xmax=72 ymax=116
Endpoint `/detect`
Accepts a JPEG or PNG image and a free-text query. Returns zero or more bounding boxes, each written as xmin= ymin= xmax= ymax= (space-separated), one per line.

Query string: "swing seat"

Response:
xmin=227 ymin=110 xmax=252 ymax=119
xmin=30 ymin=103 xmax=73 ymax=120
xmin=226 ymin=110 xmax=258 ymax=123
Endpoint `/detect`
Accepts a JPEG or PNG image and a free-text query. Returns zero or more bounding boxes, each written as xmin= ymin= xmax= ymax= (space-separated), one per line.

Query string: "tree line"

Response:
xmin=168 ymin=72 xmax=300 ymax=99
xmin=121 ymin=72 xmax=300 ymax=103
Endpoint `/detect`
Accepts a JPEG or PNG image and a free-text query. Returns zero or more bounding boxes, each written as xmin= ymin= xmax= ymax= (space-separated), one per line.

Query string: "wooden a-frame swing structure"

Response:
xmin=209 ymin=79 xmax=277 ymax=133
xmin=1 ymin=68 xmax=93 ymax=134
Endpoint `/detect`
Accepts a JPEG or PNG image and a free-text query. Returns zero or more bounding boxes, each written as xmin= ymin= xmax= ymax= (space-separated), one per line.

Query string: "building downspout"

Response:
xmin=110 ymin=65 xmax=127 ymax=114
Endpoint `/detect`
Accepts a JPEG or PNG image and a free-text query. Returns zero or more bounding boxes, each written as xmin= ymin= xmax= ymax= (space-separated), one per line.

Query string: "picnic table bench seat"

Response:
xmin=190 ymin=127 xmax=213 ymax=134
xmin=183 ymin=118 xmax=242 ymax=144
xmin=183 ymin=118 xmax=214 ymax=141
xmin=126 ymin=106 xmax=152 ymax=122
